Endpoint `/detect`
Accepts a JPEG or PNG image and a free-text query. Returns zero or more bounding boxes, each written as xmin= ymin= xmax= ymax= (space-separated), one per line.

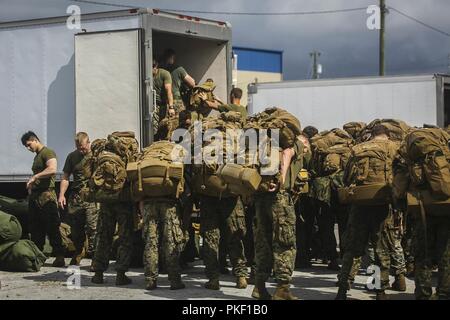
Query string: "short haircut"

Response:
xmin=163 ymin=48 xmax=176 ymax=60
xmin=21 ymin=131 xmax=40 ymax=146
xmin=230 ymin=87 xmax=243 ymax=99
xmin=302 ymin=126 xmax=319 ymax=139
xmin=75 ymin=132 xmax=89 ymax=146
xmin=371 ymin=124 xmax=389 ymax=137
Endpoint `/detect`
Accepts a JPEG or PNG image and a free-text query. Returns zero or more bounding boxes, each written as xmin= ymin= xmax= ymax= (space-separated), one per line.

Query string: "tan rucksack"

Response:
xmin=156 ymin=116 xmax=179 ymax=141
xmin=127 ymin=141 xmax=185 ymax=200
xmin=405 ymin=128 xmax=450 ymax=199
xmin=343 ymin=122 xmax=366 ymax=140
xmin=310 ymin=129 xmax=353 ymax=176
xmin=359 ymin=119 xmax=410 ymax=142
xmin=339 ymin=139 xmax=399 ymax=205
xmin=81 ymin=132 xmax=138 ymax=203
xmin=245 ymin=107 xmax=301 ymax=149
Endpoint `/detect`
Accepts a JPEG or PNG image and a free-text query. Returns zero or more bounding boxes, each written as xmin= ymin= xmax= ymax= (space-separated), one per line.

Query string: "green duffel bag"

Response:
xmin=0 ymin=195 xmax=28 ymax=218
xmin=0 ymin=210 xmax=22 ymax=243
xmin=407 ymin=189 xmax=450 ymax=217
xmin=0 ymin=240 xmax=47 ymax=272
xmin=338 ymin=183 xmax=392 ymax=206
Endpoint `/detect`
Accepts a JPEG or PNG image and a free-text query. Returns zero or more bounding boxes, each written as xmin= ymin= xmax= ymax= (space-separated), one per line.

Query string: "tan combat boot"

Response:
xmin=52 ymin=256 xmax=65 ymax=267
xmin=146 ymin=279 xmax=157 ymax=290
xmin=204 ymin=278 xmax=220 ymax=290
xmin=91 ymin=271 xmax=104 ymax=284
xmin=116 ymin=271 xmax=132 ymax=286
xmin=272 ymin=283 xmax=299 ymax=300
xmin=236 ymin=277 xmax=248 ymax=289
xmin=391 ymin=274 xmax=406 ymax=292
xmin=251 ymin=280 xmax=272 ymax=300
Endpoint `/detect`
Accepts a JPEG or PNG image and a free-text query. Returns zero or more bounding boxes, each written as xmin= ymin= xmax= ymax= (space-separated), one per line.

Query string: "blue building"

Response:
xmin=232 ymin=47 xmax=283 ymax=105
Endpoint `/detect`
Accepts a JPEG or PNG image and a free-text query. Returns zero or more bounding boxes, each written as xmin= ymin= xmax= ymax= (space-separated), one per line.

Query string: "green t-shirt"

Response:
xmin=63 ymin=150 xmax=87 ymax=192
xmin=218 ymin=103 xmax=248 ymax=118
xmin=32 ymin=146 xmax=57 ymax=192
xmin=171 ymin=66 xmax=188 ymax=100
xmin=154 ymin=68 xmax=172 ymax=105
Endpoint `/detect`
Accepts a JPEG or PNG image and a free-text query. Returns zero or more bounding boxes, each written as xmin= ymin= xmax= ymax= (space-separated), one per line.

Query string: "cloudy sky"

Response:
xmin=1 ymin=0 xmax=449 ymax=80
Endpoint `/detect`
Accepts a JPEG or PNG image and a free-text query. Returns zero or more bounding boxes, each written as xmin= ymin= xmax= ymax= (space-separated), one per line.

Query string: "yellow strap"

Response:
xmin=137 ymin=161 xmax=143 ymax=192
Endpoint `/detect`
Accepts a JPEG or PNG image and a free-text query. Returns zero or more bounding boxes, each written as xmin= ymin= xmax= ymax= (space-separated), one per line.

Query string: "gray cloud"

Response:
xmin=1 ymin=0 xmax=449 ymax=79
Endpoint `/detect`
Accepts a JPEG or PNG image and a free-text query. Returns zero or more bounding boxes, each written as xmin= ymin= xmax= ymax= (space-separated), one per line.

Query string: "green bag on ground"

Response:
xmin=0 ymin=210 xmax=22 ymax=243
xmin=0 ymin=195 xmax=28 ymax=218
xmin=0 ymin=240 xmax=47 ymax=272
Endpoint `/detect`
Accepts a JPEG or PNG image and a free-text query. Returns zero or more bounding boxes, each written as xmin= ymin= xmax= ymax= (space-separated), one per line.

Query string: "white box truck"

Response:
xmin=248 ymin=74 xmax=450 ymax=131
xmin=0 ymin=8 xmax=232 ymax=184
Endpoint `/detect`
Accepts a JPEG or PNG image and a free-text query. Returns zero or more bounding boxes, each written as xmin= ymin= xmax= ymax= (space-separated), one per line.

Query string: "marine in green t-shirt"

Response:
xmin=218 ymin=103 xmax=248 ymax=118
xmin=199 ymin=87 xmax=248 ymax=119
xmin=31 ymin=146 xmax=57 ymax=192
xmin=63 ymin=150 xmax=87 ymax=192
xmin=153 ymin=67 xmax=173 ymax=106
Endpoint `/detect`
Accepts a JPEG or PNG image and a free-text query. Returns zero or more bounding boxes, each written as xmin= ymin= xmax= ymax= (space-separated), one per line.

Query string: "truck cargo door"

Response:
xmin=75 ymin=29 xmax=143 ymax=144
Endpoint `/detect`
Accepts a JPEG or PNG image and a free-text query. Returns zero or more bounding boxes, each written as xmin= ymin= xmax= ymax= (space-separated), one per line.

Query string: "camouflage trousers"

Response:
xmin=200 ymin=196 xmax=247 ymax=280
xmin=92 ymin=202 xmax=133 ymax=272
xmin=142 ymin=199 xmax=185 ymax=282
xmin=343 ymin=213 xmax=407 ymax=284
xmin=254 ymin=191 xmax=296 ymax=285
xmin=413 ymin=213 xmax=450 ymax=300
xmin=173 ymin=98 xmax=185 ymax=114
xmin=338 ymin=204 xmax=391 ymax=291
xmin=66 ymin=193 xmax=99 ymax=255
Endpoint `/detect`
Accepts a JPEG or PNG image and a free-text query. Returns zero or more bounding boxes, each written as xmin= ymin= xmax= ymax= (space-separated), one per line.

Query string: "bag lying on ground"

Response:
xmin=0 ymin=239 xmax=47 ymax=272
xmin=0 ymin=210 xmax=22 ymax=243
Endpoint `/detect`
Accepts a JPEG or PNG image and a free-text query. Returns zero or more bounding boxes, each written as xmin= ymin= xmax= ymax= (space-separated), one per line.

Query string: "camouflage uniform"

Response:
xmin=413 ymin=214 xmax=450 ymax=300
xmin=92 ymin=202 xmax=133 ymax=272
xmin=338 ymin=204 xmax=391 ymax=291
xmin=200 ymin=195 xmax=247 ymax=280
xmin=67 ymin=193 xmax=98 ymax=256
xmin=142 ymin=199 xmax=185 ymax=282
xmin=255 ymin=191 xmax=297 ymax=284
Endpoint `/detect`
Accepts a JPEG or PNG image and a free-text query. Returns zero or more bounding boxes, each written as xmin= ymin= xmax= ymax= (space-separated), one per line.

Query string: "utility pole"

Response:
xmin=379 ymin=0 xmax=386 ymax=76
xmin=310 ymin=50 xmax=321 ymax=79
xmin=448 ymin=54 xmax=450 ymax=74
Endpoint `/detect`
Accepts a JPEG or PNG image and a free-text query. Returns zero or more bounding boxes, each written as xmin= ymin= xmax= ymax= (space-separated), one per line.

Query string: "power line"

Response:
xmin=69 ymin=1 xmax=367 ymax=15
xmin=70 ymin=0 xmax=137 ymax=9
xmin=67 ymin=1 xmax=450 ymax=38
xmin=389 ymin=6 xmax=450 ymax=37
xmin=158 ymin=7 xmax=368 ymax=16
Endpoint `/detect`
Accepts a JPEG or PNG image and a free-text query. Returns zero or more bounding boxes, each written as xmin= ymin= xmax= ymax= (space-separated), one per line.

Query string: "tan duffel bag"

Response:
xmin=407 ymin=189 xmax=450 ymax=217
xmin=338 ymin=183 xmax=392 ymax=205
xmin=217 ymin=163 xmax=262 ymax=196
xmin=192 ymin=173 xmax=231 ymax=198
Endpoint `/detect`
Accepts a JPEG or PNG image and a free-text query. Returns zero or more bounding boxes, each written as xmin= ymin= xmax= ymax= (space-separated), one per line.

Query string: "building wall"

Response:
xmin=235 ymin=70 xmax=282 ymax=106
